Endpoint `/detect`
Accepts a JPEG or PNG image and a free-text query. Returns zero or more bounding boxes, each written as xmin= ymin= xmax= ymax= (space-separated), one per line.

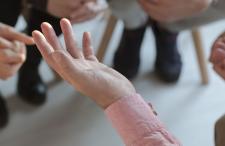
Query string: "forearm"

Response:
xmin=105 ymin=94 xmax=181 ymax=146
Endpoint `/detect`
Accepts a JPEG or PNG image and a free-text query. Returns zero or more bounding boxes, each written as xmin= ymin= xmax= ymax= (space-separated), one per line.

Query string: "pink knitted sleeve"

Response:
xmin=105 ymin=94 xmax=181 ymax=146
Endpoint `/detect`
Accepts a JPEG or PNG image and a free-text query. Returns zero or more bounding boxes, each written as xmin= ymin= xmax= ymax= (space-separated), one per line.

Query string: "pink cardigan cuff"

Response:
xmin=105 ymin=93 xmax=180 ymax=146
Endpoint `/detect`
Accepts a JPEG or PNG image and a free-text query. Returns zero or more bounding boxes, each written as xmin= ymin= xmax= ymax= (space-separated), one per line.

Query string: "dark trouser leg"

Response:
xmin=17 ymin=8 xmax=62 ymax=106
xmin=152 ymin=21 xmax=182 ymax=83
xmin=0 ymin=0 xmax=22 ymax=128
xmin=0 ymin=0 xmax=21 ymax=26
xmin=113 ymin=25 xmax=147 ymax=80
xmin=0 ymin=93 xmax=8 ymax=128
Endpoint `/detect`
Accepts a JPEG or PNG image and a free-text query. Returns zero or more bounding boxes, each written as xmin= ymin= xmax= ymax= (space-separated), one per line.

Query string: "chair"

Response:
xmin=51 ymin=10 xmax=209 ymax=86
xmin=96 ymin=11 xmax=209 ymax=85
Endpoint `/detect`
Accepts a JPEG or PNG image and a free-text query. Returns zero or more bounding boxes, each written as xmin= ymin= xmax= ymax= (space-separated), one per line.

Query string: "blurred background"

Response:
xmin=0 ymin=15 xmax=225 ymax=146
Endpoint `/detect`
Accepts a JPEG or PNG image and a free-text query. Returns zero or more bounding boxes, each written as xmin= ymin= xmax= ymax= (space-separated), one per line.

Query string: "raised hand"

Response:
xmin=210 ymin=32 xmax=225 ymax=80
xmin=32 ymin=18 xmax=135 ymax=109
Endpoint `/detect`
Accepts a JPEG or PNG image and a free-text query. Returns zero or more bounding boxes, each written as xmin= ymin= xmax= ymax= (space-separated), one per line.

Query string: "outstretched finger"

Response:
xmin=60 ymin=18 xmax=83 ymax=59
xmin=41 ymin=22 xmax=63 ymax=51
xmin=0 ymin=23 xmax=34 ymax=45
xmin=82 ymin=32 xmax=98 ymax=62
xmin=32 ymin=30 xmax=54 ymax=58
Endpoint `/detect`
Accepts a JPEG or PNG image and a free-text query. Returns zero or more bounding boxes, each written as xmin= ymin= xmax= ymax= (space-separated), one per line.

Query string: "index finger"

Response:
xmin=0 ymin=24 xmax=34 ymax=45
xmin=60 ymin=18 xmax=83 ymax=59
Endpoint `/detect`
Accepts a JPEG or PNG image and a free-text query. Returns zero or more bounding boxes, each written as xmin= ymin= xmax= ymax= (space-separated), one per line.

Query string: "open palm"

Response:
xmin=32 ymin=18 xmax=135 ymax=109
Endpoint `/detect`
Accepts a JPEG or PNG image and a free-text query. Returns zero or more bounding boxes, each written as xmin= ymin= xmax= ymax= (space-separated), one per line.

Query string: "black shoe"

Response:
xmin=0 ymin=94 xmax=9 ymax=128
xmin=152 ymin=22 xmax=182 ymax=83
xmin=113 ymin=26 xmax=147 ymax=80
xmin=17 ymin=65 xmax=47 ymax=106
xmin=17 ymin=46 xmax=47 ymax=106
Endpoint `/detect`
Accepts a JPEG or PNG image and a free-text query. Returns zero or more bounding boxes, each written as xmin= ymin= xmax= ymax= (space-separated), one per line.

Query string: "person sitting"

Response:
xmin=109 ymin=0 xmax=212 ymax=82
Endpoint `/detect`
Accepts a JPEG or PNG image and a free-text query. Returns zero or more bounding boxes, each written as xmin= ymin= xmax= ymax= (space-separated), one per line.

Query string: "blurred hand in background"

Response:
xmin=0 ymin=23 xmax=34 ymax=80
xmin=210 ymin=32 xmax=225 ymax=80
xmin=47 ymin=0 xmax=108 ymax=24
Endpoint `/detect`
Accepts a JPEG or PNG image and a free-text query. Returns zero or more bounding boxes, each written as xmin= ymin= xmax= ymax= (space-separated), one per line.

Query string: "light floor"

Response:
xmin=0 ymin=16 xmax=225 ymax=146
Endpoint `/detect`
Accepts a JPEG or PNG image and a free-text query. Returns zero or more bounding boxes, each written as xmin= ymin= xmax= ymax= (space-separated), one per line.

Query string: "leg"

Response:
xmin=0 ymin=93 xmax=8 ymax=128
xmin=0 ymin=0 xmax=22 ymax=128
xmin=152 ymin=21 xmax=182 ymax=83
xmin=17 ymin=7 xmax=62 ymax=105
xmin=110 ymin=0 xmax=148 ymax=79
xmin=113 ymin=25 xmax=147 ymax=79
xmin=0 ymin=0 xmax=22 ymax=26
xmin=215 ymin=114 xmax=225 ymax=146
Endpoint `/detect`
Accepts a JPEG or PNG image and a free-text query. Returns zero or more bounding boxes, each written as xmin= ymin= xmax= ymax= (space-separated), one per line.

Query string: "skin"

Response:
xmin=0 ymin=23 xmax=34 ymax=80
xmin=138 ymin=0 xmax=213 ymax=23
xmin=47 ymin=0 xmax=108 ymax=24
xmin=32 ymin=18 xmax=136 ymax=109
xmin=210 ymin=32 xmax=225 ymax=80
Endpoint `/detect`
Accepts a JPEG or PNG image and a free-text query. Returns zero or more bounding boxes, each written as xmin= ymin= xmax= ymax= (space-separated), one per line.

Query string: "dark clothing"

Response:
xmin=0 ymin=0 xmax=62 ymax=99
xmin=26 ymin=0 xmax=48 ymax=11
xmin=0 ymin=0 xmax=61 ymax=71
xmin=0 ymin=0 xmax=22 ymax=26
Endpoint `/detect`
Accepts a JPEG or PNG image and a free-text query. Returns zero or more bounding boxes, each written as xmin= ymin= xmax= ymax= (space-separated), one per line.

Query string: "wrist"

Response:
xmin=101 ymin=92 xmax=137 ymax=110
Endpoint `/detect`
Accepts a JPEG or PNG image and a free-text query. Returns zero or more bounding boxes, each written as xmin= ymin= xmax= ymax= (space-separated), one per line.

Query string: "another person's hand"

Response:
xmin=0 ymin=23 xmax=34 ymax=46
xmin=210 ymin=32 xmax=225 ymax=80
xmin=0 ymin=41 xmax=26 ymax=80
xmin=0 ymin=23 xmax=34 ymax=80
xmin=138 ymin=0 xmax=213 ymax=23
xmin=47 ymin=0 xmax=108 ymax=24
xmin=32 ymin=18 xmax=136 ymax=109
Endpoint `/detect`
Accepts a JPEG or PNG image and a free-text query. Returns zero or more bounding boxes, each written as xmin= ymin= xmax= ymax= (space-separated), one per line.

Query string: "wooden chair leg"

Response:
xmin=192 ymin=29 xmax=209 ymax=85
xmin=96 ymin=13 xmax=117 ymax=62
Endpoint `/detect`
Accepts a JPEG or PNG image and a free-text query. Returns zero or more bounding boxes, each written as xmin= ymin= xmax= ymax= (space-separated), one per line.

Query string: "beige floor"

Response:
xmin=0 ymin=16 xmax=225 ymax=146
